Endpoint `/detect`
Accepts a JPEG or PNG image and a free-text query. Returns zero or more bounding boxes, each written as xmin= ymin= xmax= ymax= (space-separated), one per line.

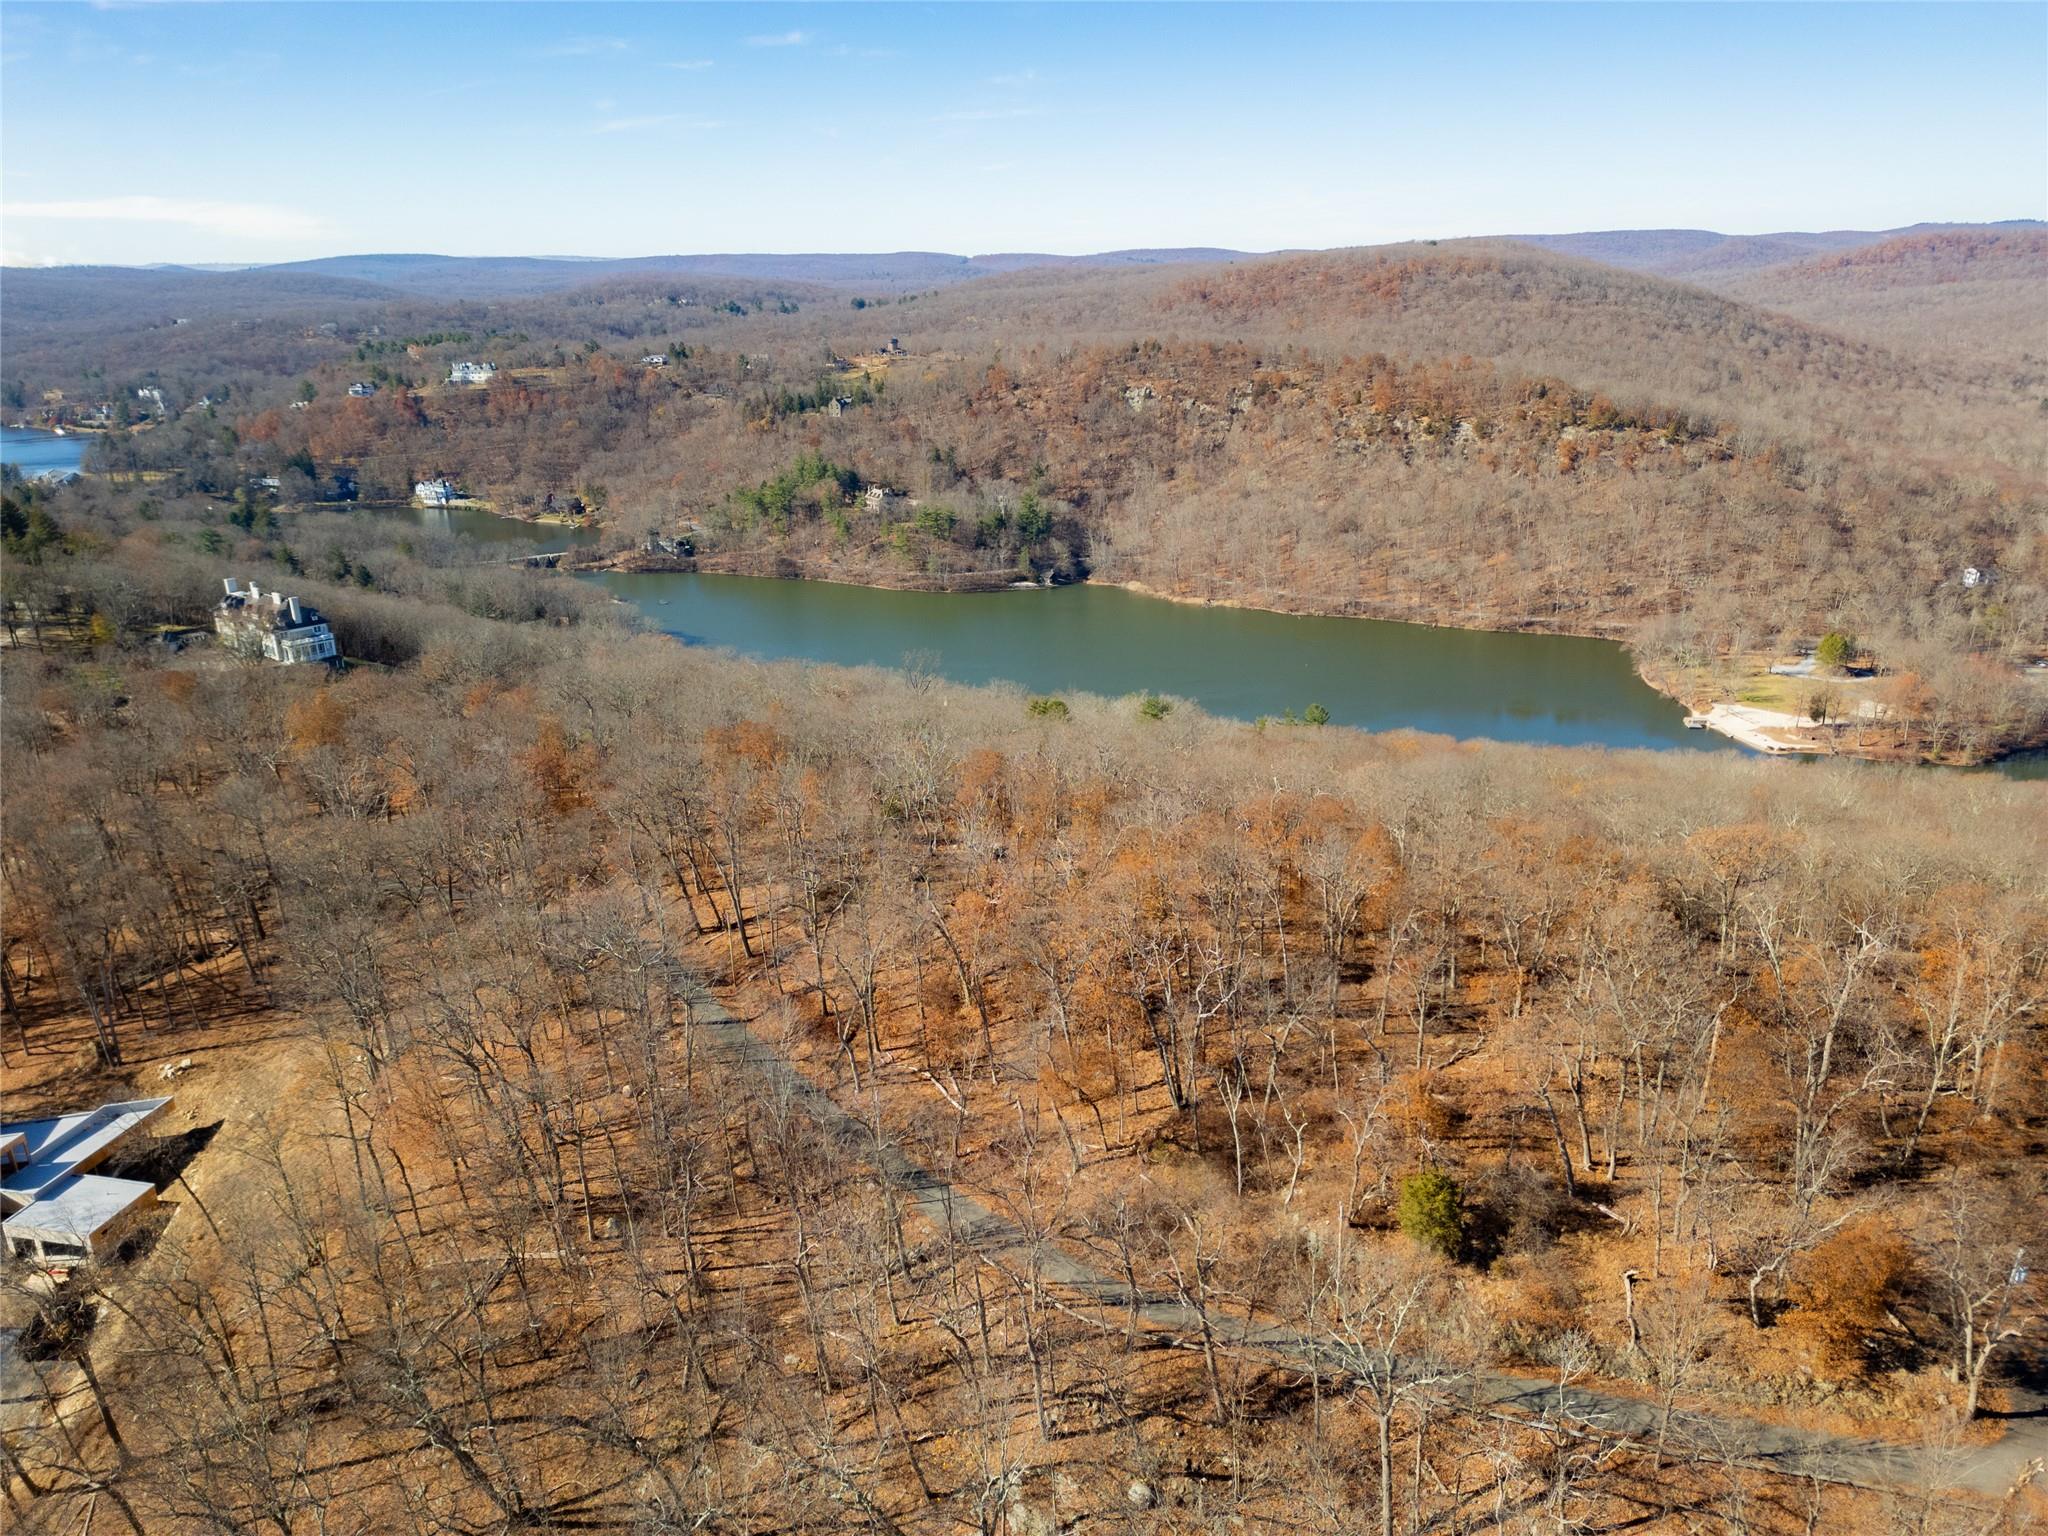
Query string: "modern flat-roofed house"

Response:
xmin=215 ymin=578 xmax=338 ymax=665
xmin=641 ymin=353 xmax=668 ymax=368
xmin=348 ymin=381 xmax=379 ymax=398
xmin=448 ymin=361 xmax=498 ymax=385
xmin=2 ymin=1097 xmax=173 ymax=1266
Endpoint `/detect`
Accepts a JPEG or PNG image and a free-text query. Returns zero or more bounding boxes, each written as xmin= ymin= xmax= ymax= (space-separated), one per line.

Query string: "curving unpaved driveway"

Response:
xmin=686 ymin=984 xmax=2046 ymax=1499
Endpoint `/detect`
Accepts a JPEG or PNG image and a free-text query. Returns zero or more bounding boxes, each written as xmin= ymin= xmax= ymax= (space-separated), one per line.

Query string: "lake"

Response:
xmin=1996 ymin=749 xmax=2046 ymax=782
xmin=405 ymin=501 xmax=604 ymax=549
xmin=1 ymin=427 xmax=89 ymax=476
xmin=588 ymin=571 xmax=1739 ymax=754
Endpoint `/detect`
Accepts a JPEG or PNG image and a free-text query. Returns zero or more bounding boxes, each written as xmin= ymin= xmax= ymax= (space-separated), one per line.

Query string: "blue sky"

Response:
xmin=2 ymin=2 xmax=2042 ymax=265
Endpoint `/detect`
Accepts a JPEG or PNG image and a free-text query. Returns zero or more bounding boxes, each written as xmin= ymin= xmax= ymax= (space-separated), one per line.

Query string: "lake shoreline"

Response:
xmin=1631 ymin=653 xmax=2048 ymax=769
xmin=1 ymin=423 xmax=94 ymax=479
xmin=1111 ymin=575 xmax=1636 ymax=639
xmin=569 ymin=528 xmax=2039 ymax=770
xmin=456 ymin=502 xmax=594 ymax=530
xmin=581 ymin=564 xmax=1734 ymax=755
xmin=582 ymin=544 xmax=1637 ymax=636
xmin=1081 ymin=580 xmax=2040 ymax=768
xmin=581 ymin=543 xmax=1038 ymax=594
xmin=571 ymin=535 xmax=2043 ymax=770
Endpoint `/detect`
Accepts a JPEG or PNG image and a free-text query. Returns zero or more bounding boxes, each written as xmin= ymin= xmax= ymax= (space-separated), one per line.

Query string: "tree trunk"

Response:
xmin=1376 ymin=1407 xmax=1395 ymax=1536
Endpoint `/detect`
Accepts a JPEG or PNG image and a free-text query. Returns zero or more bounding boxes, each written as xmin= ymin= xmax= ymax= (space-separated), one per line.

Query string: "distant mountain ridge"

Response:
xmin=1694 ymin=227 xmax=2048 ymax=378
xmin=11 ymin=225 xmax=2039 ymax=299
xmin=7 ymin=225 xmax=2039 ymax=400
xmin=1513 ymin=221 xmax=2046 ymax=280
xmin=252 ymin=247 xmax=1257 ymax=297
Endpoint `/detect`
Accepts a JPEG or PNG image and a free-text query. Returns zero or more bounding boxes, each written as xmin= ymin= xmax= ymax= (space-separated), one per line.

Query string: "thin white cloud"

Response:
xmin=591 ymin=114 xmax=721 ymax=135
xmin=1 ymin=196 xmax=329 ymax=242
xmin=541 ymin=35 xmax=630 ymax=57
xmin=988 ymin=69 xmax=1040 ymax=88
xmin=745 ymin=30 xmax=808 ymax=47
xmin=662 ymin=58 xmax=714 ymax=70
xmin=932 ymin=106 xmax=1042 ymax=123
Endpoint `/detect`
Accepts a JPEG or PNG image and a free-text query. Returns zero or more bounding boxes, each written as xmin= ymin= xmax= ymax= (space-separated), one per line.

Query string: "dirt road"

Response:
xmin=687 ymin=983 xmax=2045 ymax=1499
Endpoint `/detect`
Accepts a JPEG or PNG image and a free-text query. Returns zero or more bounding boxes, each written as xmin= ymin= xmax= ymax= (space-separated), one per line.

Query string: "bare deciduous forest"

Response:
xmin=2 ymin=223 xmax=2046 ymax=1533
xmin=1708 ymin=230 xmax=2048 ymax=380
xmin=10 ymin=235 xmax=2043 ymax=754
xmin=1 ymin=454 xmax=2045 ymax=1532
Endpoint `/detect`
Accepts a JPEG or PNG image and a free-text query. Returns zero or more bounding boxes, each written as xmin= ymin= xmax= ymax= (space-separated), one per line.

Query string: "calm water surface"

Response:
xmin=1 ymin=427 xmax=89 ymax=476
xmin=0 ymin=466 xmax=2022 ymax=774
xmin=1996 ymin=749 xmax=2046 ymax=781
xmin=589 ymin=571 xmax=1739 ymax=754
xmin=402 ymin=502 xmax=604 ymax=549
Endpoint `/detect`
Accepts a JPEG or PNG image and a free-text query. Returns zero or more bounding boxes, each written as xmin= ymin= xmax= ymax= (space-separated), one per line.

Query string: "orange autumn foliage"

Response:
xmin=1786 ymin=1218 xmax=1918 ymax=1375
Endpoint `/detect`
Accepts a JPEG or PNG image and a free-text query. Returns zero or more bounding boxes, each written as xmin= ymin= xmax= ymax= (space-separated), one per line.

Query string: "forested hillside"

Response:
xmin=2 ymin=475 xmax=2044 ymax=1533
xmin=887 ymin=241 xmax=2044 ymax=476
xmin=7 ymin=235 xmax=2047 ymax=757
xmin=0 ymin=267 xmax=829 ymax=413
xmin=1703 ymin=229 xmax=2048 ymax=382
xmin=1515 ymin=221 xmax=2045 ymax=281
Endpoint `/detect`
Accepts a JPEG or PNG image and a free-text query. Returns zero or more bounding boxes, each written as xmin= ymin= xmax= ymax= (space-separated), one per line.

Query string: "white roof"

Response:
xmin=4 ymin=1175 xmax=154 ymax=1244
xmin=1 ymin=1098 xmax=171 ymax=1248
xmin=0 ymin=1098 xmax=170 ymax=1199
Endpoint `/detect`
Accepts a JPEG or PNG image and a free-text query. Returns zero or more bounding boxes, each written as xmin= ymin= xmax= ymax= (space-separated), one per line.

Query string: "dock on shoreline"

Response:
xmin=1685 ymin=702 xmax=1817 ymax=755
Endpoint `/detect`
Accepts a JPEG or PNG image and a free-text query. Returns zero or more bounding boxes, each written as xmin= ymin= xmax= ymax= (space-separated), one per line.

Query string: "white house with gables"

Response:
xmin=215 ymin=578 xmax=338 ymax=665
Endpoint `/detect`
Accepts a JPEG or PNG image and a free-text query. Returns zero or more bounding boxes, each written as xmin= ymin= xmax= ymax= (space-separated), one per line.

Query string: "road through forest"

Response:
xmin=685 ymin=983 xmax=2045 ymax=1501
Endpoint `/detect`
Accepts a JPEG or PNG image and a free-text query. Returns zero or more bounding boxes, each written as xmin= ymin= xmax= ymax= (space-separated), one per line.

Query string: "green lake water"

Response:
xmin=406 ymin=503 xmax=605 ymax=548
xmin=587 ymin=571 xmax=1742 ymax=755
